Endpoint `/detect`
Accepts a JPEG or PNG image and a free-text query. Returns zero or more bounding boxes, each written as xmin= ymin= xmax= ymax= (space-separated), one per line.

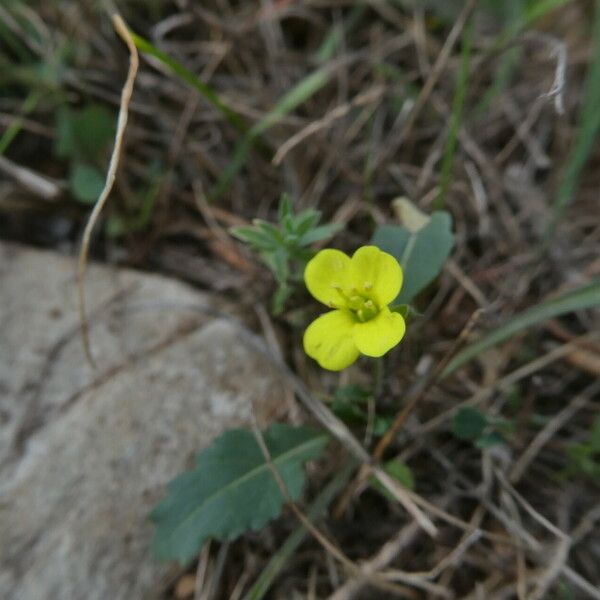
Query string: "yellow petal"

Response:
xmin=304 ymin=249 xmax=351 ymax=307
xmin=303 ymin=310 xmax=359 ymax=371
xmin=352 ymin=307 xmax=405 ymax=357
xmin=348 ymin=246 xmax=403 ymax=307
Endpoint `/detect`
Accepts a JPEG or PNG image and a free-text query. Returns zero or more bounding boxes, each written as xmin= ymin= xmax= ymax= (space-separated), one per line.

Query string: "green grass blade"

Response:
xmin=129 ymin=31 xmax=248 ymax=134
xmin=442 ymin=279 xmax=600 ymax=378
xmin=473 ymin=0 xmax=524 ymax=117
xmin=0 ymin=90 xmax=40 ymax=155
xmin=545 ymin=0 xmax=600 ymax=238
xmin=315 ymin=4 xmax=367 ymax=63
xmin=208 ymin=68 xmax=330 ymax=200
xmin=241 ymin=461 xmax=356 ymax=600
xmin=496 ymin=0 xmax=573 ymax=48
xmin=435 ymin=19 xmax=473 ymax=210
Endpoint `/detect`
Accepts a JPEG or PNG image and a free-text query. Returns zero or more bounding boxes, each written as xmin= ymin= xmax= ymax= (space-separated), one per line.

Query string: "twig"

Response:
xmin=272 ymin=86 xmax=384 ymax=165
xmin=77 ymin=13 xmax=139 ymax=366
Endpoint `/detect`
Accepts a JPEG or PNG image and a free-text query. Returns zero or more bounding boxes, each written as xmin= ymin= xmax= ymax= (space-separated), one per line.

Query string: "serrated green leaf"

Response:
xmin=69 ymin=163 xmax=105 ymax=204
xmin=151 ymin=425 xmax=329 ymax=564
xmin=453 ymin=407 xmax=488 ymax=441
xmin=371 ymin=211 xmax=454 ymax=304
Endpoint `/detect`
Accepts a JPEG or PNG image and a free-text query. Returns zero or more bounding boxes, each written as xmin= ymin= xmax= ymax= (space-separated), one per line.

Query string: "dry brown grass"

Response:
xmin=1 ymin=1 xmax=599 ymax=598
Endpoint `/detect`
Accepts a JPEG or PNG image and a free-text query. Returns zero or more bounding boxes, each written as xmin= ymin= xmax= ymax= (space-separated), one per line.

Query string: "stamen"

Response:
xmin=364 ymin=300 xmax=374 ymax=309
xmin=363 ymin=282 xmax=373 ymax=291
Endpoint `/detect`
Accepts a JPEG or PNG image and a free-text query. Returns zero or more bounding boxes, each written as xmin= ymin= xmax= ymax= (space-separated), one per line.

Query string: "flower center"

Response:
xmin=332 ymin=285 xmax=379 ymax=322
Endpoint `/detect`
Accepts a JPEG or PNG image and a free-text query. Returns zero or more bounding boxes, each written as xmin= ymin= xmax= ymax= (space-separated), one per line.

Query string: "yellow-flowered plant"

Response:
xmin=303 ymin=246 xmax=406 ymax=370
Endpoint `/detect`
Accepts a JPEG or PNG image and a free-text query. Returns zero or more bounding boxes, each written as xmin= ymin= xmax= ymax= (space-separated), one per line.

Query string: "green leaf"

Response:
xmin=230 ymin=226 xmax=277 ymax=250
xmin=442 ymin=278 xmax=600 ymax=378
xmin=293 ymin=210 xmax=322 ymax=236
xmin=435 ymin=17 xmax=473 ymax=210
xmin=54 ymin=105 xmax=76 ymax=159
xmin=55 ymin=104 xmax=116 ymax=162
xmin=278 ymin=193 xmax=292 ymax=222
xmin=298 ymin=223 xmax=342 ymax=246
xmin=130 ymin=30 xmax=248 ymax=134
xmin=69 ymin=163 xmax=105 ymax=204
xmin=151 ymin=425 xmax=329 ymax=564
xmin=371 ymin=209 xmax=454 ymax=304
xmin=333 ymin=384 xmax=372 ymax=405
xmin=73 ymin=104 xmax=116 ymax=161
xmin=453 ymin=407 xmax=488 ymax=441
xmin=475 ymin=431 xmax=506 ymax=449
xmin=208 ymin=68 xmax=330 ymax=200
xmin=262 ymin=248 xmax=289 ymax=283
xmin=589 ymin=417 xmax=600 ymax=453
xmin=371 ymin=459 xmax=415 ymax=500
xmin=272 ymin=283 xmax=292 ymax=315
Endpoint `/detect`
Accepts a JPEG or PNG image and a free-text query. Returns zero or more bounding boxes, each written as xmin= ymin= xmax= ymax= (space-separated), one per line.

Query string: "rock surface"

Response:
xmin=0 ymin=243 xmax=286 ymax=600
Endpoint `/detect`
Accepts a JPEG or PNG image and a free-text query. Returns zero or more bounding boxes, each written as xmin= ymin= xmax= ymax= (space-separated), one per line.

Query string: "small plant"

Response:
xmin=230 ymin=194 xmax=341 ymax=314
xmin=452 ymin=406 xmax=511 ymax=449
xmin=54 ymin=103 xmax=116 ymax=203
xmin=152 ymin=199 xmax=456 ymax=571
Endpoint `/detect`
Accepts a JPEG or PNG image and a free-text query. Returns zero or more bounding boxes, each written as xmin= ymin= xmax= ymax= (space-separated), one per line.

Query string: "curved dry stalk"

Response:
xmin=77 ymin=14 xmax=139 ymax=366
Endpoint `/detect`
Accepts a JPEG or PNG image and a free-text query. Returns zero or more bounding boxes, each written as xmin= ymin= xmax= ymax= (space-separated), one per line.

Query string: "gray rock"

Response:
xmin=0 ymin=243 xmax=286 ymax=600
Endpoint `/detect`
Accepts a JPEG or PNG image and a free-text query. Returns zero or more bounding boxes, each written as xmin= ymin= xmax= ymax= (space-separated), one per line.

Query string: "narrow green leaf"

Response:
xmin=298 ymin=223 xmax=342 ymax=246
xmin=315 ymin=5 xmax=367 ymax=63
xmin=371 ymin=211 xmax=454 ymax=304
xmin=546 ymin=1 xmax=600 ymax=238
xmin=0 ymin=90 xmax=40 ymax=156
xmin=442 ymin=279 xmax=600 ymax=378
xmin=293 ymin=210 xmax=322 ymax=236
xmin=129 ymin=31 xmax=247 ymax=134
xmin=230 ymin=226 xmax=277 ymax=250
xmin=208 ymin=69 xmax=330 ymax=200
xmin=435 ymin=18 xmax=473 ymax=210
xmin=150 ymin=425 xmax=329 ymax=565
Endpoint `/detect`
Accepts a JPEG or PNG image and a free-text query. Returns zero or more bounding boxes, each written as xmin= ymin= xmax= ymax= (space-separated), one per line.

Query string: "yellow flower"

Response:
xmin=303 ymin=246 xmax=406 ymax=370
